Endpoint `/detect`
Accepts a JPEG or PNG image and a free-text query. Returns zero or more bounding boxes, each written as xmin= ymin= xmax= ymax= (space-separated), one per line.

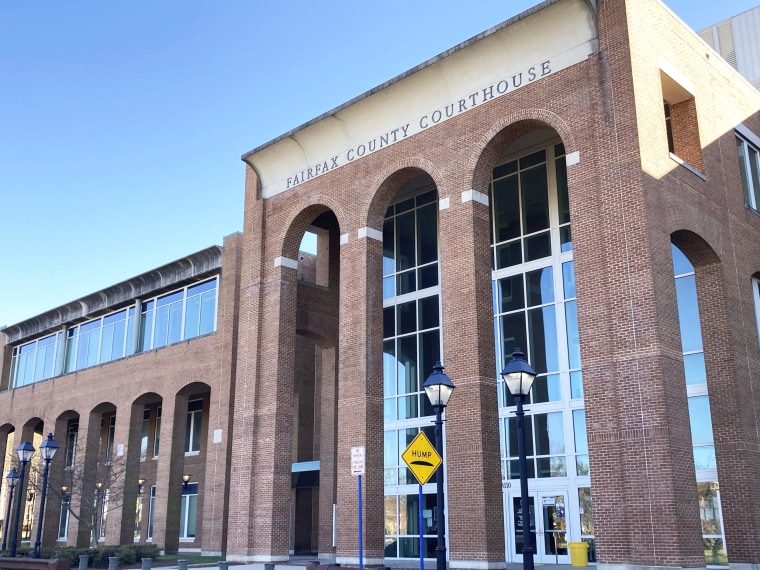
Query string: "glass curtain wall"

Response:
xmin=383 ymin=180 xmax=441 ymax=560
xmin=8 ymin=278 xmax=218 ymax=389
xmin=671 ymin=244 xmax=725 ymax=565
xmin=490 ymin=140 xmax=592 ymax=553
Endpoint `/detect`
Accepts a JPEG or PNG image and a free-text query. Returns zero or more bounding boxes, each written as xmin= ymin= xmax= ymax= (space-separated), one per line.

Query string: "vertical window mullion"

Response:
xmin=180 ymin=288 xmax=188 ymax=342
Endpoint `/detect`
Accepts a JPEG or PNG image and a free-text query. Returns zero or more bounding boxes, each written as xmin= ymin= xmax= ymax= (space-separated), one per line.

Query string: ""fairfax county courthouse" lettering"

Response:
xmin=283 ymin=59 xmax=553 ymax=192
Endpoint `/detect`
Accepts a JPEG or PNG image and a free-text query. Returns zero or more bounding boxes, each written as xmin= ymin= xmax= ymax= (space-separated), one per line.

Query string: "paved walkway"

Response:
xmin=175 ymin=562 xmax=584 ymax=570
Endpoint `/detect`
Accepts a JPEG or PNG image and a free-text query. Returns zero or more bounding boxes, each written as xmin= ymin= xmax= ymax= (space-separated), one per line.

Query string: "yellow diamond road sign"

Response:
xmin=402 ymin=432 xmax=442 ymax=485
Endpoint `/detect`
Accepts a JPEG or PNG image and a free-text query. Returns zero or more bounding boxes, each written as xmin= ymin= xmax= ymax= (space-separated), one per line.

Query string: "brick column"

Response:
xmin=317 ymin=346 xmax=338 ymax=560
xmin=335 ymin=230 xmax=385 ymax=566
xmin=227 ymin=168 xmax=267 ymax=561
xmin=696 ymin=258 xmax=760 ymax=567
xmin=149 ymin=395 xmax=183 ymax=553
xmin=438 ymin=189 xmax=505 ymax=568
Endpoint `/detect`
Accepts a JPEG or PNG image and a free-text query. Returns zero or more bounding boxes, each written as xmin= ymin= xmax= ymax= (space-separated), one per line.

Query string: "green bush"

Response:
xmin=133 ymin=544 xmax=159 ymax=560
xmin=116 ymin=545 xmax=137 ymax=565
xmin=39 ymin=544 xmax=159 ymax=567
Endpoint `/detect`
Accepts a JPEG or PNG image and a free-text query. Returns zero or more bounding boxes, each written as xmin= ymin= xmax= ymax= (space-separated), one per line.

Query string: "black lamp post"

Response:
xmin=181 ymin=474 xmax=192 ymax=489
xmin=10 ymin=441 xmax=35 ymax=557
xmin=2 ymin=468 xmax=20 ymax=552
xmin=33 ymin=433 xmax=58 ymax=558
xmin=423 ymin=361 xmax=455 ymax=570
xmin=501 ymin=348 xmax=537 ymax=570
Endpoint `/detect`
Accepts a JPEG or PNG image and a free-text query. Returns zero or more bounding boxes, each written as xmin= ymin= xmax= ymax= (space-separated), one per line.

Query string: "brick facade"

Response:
xmin=3 ymin=1 xmax=760 ymax=569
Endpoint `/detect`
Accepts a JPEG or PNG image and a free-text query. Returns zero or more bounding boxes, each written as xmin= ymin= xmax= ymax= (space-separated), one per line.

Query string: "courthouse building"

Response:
xmin=2 ymin=0 xmax=760 ymax=569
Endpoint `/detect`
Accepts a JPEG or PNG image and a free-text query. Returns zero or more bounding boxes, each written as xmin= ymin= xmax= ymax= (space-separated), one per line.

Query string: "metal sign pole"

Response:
xmin=358 ymin=474 xmax=364 ymax=570
xmin=419 ymin=483 xmax=424 ymax=570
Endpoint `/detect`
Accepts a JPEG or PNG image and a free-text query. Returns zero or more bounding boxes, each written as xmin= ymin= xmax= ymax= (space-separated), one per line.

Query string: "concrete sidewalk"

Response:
xmin=173 ymin=562 xmax=584 ymax=570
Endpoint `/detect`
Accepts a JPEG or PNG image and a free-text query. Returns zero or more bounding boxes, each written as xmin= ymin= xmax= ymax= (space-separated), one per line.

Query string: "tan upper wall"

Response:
xmin=243 ymin=0 xmax=598 ymax=199
xmin=628 ymin=0 xmax=760 ymax=181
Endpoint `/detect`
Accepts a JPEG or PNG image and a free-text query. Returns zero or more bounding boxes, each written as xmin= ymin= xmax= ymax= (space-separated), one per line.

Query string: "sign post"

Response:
xmin=402 ymin=432 xmax=442 ymax=570
xmin=351 ymin=446 xmax=366 ymax=570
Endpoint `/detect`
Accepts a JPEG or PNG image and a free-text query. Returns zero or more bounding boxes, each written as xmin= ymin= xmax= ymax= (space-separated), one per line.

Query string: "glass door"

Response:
xmin=505 ymin=490 xmax=570 ymax=564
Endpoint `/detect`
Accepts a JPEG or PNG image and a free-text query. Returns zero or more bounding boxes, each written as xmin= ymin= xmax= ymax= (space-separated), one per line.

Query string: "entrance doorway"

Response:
xmin=504 ymin=489 xmax=570 ymax=565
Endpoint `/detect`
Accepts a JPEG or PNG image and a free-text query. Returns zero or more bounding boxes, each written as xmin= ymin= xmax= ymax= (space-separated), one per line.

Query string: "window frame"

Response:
xmin=736 ymin=126 xmax=760 ymax=212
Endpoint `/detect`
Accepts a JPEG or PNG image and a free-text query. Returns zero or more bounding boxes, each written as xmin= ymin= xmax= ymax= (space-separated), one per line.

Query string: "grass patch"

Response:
xmin=155 ymin=554 xmax=225 ymax=566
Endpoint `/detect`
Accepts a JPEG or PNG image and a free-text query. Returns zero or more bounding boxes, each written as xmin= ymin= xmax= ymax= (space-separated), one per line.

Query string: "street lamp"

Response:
xmin=10 ymin=441 xmax=35 ymax=557
xmin=33 ymin=433 xmax=58 ymax=558
xmin=2 ymin=468 xmax=20 ymax=552
xmin=181 ymin=474 xmax=192 ymax=489
xmin=137 ymin=479 xmax=146 ymax=495
xmin=423 ymin=361 xmax=455 ymax=570
xmin=501 ymin=348 xmax=537 ymax=570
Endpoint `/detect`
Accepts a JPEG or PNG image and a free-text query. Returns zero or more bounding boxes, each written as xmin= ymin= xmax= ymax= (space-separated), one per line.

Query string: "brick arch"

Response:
xmin=279 ymin=197 xmax=346 ymax=262
xmin=671 ymin=229 xmax=721 ymax=268
xmin=469 ymin=108 xmax=576 ymax=193
xmin=366 ymin=157 xmax=444 ymax=231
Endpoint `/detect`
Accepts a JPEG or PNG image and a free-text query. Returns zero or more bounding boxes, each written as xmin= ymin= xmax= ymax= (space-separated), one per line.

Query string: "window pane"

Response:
xmin=688 ymin=396 xmax=713 ymax=444
xmin=168 ymin=301 xmax=183 ymax=344
xmin=492 ymin=176 xmax=520 ymax=243
xmin=676 ymin=275 xmax=703 ymax=353
xmin=396 ymin=212 xmax=416 ymax=271
xmin=397 ymin=301 xmax=416 ymax=336
xmin=417 ymin=203 xmax=438 ymax=265
xmin=737 ymin=136 xmax=753 ymax=207
xmin=199 ymin=289 xmax=217 ymax=335
xmin=562 ymin=261 xmax=575 ymax=298
xmin=556 ymin=155 xmax=570 ymax=224
xmin=417 ymin=264 xmax=438 ymax=290
xmin=495 ymin=241 xmax=522 ymax=269
xmin=528 ymin=305 xmax=558 ymax=374
xmin=384 ymin=341 xmax=396 ymax=397
xmin=396 ymin=336 xmax=417 ymax=395
xmin=185 ymin=294 xmax=201 ymax=339
xmin=521 ymin=165 xmax=549 ymax=234
xmin=383 ymin=218 xmax=395 ymax=275
xmin=418 ymin=296 xmax=439 ymax=330
xmin=501 ymin=313 xmax=527 ymax=360
xmin=498 ymin=275 xmax=525 ymax=313
xmin=535 ymin=412 xmax=565 ymax=455
xmin=573 ymin=409 xmax=588 ymax=455
xmin=396 ymin=270 xmax=416 ymax=296
xmin=532 ymin=373 xmax=561 ymax=403
xmin=684 ymin=352 xmax=707 ymax=385
xmin=565 ymin=301 xmax=581 ymax=369
xmin=526 ymin=267 xmax=554 ymax=306
xmin=524 ymin=232 xmax=551 ymax=262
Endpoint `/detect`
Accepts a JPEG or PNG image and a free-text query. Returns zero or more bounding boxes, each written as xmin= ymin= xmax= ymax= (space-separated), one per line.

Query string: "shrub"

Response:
xmin=117 ymin=545 xmax=137 ymax=565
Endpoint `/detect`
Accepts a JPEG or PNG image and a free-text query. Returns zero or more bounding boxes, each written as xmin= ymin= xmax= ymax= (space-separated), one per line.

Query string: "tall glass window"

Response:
xmin=179 ymin=483 xmax=198 ymax=539
xmin=153 ymin=406 xmax=162 ymax=458
xmin=185 ymin=399 xmax=203 ymax=454
xmin=736 ymin=131 xmax=760 ymax=212
xmin=105 ymin=415 xmax=116 ymax=462
xmin=9 ymin=331 xmax=64 ymax=388
xmin=58 ymin=493 xmax=71 ymax=540
xmin=141 ymin=409 xmax=150 ymax=461
xmin=492 ymin=142 xmax=585 ymax=475
xmin=65 ymin=307 xmax=136 ymax=374
xmin=382 ymin=179 xmax=441 ymax=560
xmin=65 ymin=419 xmax=78 ymax=469
xmin=140 ymin=279 xmax=218 ymax=351
xmin=147 ymin=486 xmax=156 ymax=541
xmin=672 ymin=243 xmax=723 ymax=563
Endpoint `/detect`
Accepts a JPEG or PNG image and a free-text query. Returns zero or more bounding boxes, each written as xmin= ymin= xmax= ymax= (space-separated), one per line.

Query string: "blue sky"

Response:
xmin=0 ymin=0 xmax=757 ymax=327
